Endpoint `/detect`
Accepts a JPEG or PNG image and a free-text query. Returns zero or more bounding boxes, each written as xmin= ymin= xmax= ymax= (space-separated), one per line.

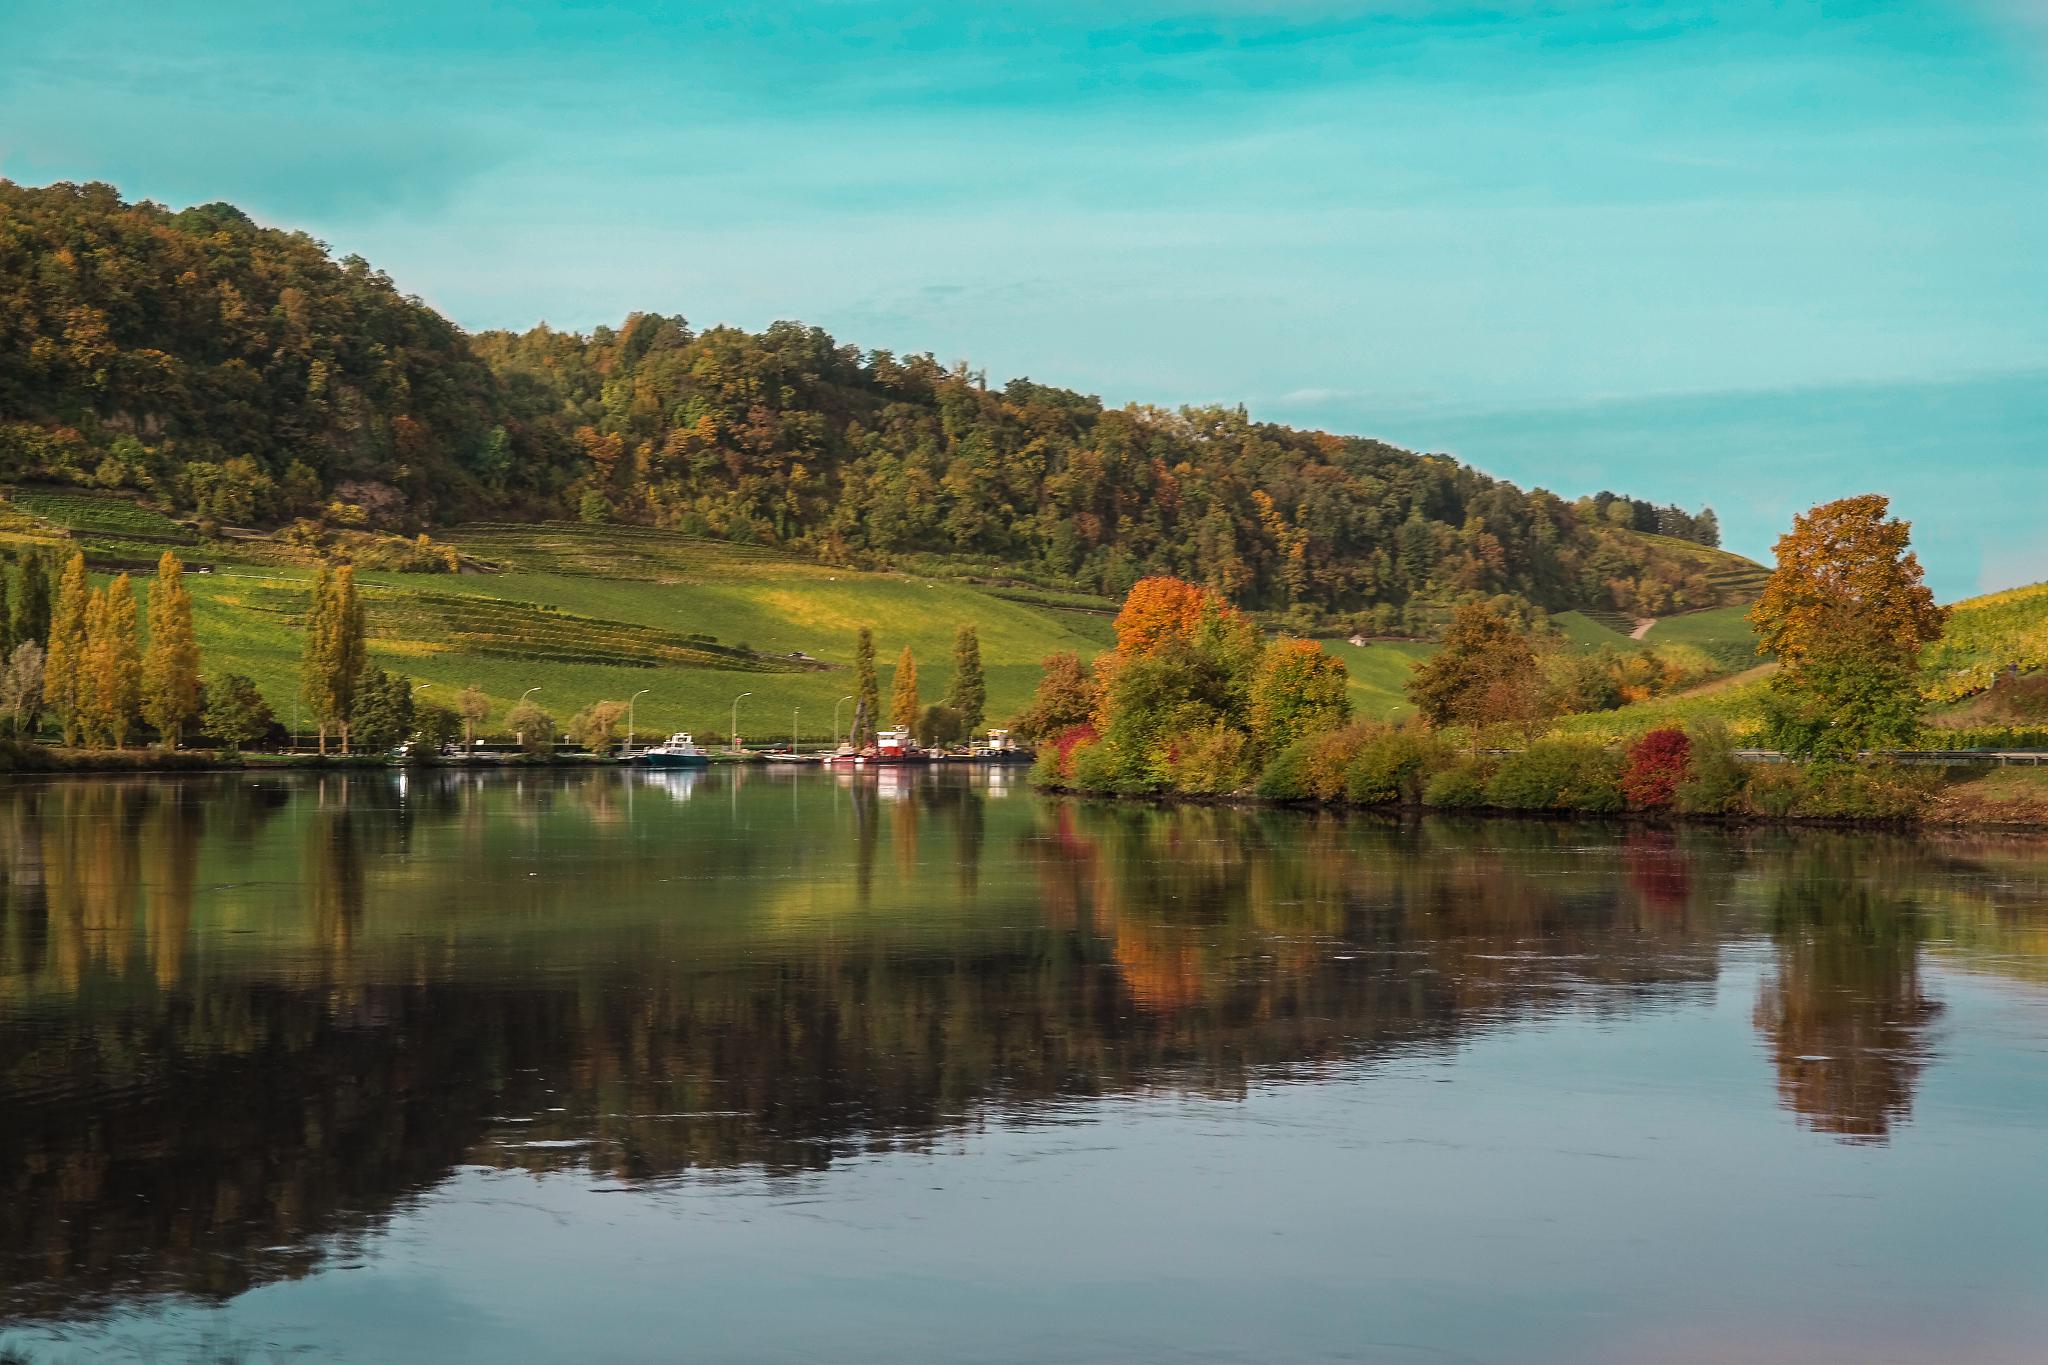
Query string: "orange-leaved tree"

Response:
xmin=1749 ymin=494 xmax=1945 ymax=669
xmin=1748 ymin=495 xmax=1946 ymax=756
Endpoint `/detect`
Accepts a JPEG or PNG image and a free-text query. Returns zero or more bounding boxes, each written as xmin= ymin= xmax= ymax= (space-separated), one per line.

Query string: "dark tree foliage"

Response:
xmin=2 ymin=181 xmax=1730 ymax=621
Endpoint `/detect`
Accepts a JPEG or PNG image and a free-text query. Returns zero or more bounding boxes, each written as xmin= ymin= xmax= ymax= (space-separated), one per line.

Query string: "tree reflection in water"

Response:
xmin=0 ymin=771 xmax=2036 ymax=1325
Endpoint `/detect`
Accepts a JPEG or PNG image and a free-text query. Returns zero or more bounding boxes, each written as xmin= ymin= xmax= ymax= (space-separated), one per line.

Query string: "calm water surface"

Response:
xmin=1 ymin=767 xmax=2046 ymax=1363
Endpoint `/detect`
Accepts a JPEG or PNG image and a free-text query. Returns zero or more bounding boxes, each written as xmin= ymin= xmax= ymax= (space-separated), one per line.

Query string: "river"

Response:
xmin=1 ymin=766 xmax=2045 ymax=1363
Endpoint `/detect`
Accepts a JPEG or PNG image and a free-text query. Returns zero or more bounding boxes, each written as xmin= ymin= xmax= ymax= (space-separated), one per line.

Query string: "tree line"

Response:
xmin=848 ymin=623 xmax=986 ymax=748
xmin=1022 ymin=494 xmax=1955 ymax=819
xmin=3 ymin=180 xmax=1727 ymax=631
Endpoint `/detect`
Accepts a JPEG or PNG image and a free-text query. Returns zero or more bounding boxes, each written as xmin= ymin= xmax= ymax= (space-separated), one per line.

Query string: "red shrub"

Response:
xmin=1045 ymin=723 xmax=1099 ymax=780
xmin=1620 ymin=727 xmax=1692 ymax=810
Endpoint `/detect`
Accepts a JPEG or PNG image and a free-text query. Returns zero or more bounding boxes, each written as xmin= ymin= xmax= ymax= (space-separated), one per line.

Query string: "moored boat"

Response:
xmin=638 ymin=732 xmax=711 ymax=769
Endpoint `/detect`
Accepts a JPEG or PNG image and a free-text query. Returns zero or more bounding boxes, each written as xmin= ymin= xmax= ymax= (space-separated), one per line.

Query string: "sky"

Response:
xmin=2 ymin=0 xmax=2043 ymax=598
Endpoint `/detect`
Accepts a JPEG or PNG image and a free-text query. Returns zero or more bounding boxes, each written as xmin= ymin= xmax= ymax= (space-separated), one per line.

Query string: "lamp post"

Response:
xmin=516 ymin=687 xmax=540 ymax=749
xmin=833 ymin=694 xmax=854 ymax=750
xmin=627 ymin=688 xmax=650 ymax=757
xmin=792 ymin=705 xmax=801 ymax=755
xmin=729 ymin=691 xmax=751 ymax=754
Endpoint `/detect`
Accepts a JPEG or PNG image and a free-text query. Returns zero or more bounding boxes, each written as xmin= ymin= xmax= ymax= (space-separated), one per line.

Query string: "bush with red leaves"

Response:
xmin=1620 ymin=727 xmax=1692 ymax=810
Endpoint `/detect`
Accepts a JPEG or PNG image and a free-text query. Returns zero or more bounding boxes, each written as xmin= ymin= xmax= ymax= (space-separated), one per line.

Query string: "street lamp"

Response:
xmin=792 ymin=704 xmax=801 ymax=755
xmin=833 ymin=694 xmax=854 ymax=749
xmin=729 ymin=691 xmax=751 ymax=754
xmin=627 ymin=688 xmax=650 ymax=757
xmin=516 ymin=687 xmax=540 ymax=749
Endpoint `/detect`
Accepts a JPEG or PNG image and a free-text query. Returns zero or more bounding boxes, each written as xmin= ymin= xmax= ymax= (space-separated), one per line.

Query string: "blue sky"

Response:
xmin=2 ymin=0 xmax=2043 ymax=597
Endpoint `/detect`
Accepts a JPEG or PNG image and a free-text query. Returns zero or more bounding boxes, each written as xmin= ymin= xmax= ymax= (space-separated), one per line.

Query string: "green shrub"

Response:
xmin=1166 ymin=723 xmax=1253 ymax=794
xmin=1255 ymin=736 xmax=1316 ymax=800
xmin=1070 ymin=736 xmax=1145 ymax=793
xmin=1423 ymin=758 xmax=1492 ymax=809
xmin=1742 ymin=763 xmax=1807 ymax=817
xmin=1485 ymin=740 xmax=1623 ymax=812
xmin=1344 ymin=726 xmax=1449 ymax=806
xmin=1674 ymin=720 xmax=1747 ymax=814
xmin=1795 ymin=763 xmax=1936 ymax=821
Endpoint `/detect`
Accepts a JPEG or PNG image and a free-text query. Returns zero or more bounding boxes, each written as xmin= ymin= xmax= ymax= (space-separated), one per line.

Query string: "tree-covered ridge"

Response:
xmin=0 ymin=180 xmax=518 ymax=523
xmin=2 ymin=180 xmax=1736 ymax=627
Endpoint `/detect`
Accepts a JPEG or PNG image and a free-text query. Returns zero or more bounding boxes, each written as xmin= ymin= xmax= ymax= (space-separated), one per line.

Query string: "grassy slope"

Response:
xmin=1554 ymin=580 xmax=2048 ymax=743
xmin=186 ymin=557 xmax=1117 ymax=740
xmin=0 ymin=493 xmax=1775 ymax=741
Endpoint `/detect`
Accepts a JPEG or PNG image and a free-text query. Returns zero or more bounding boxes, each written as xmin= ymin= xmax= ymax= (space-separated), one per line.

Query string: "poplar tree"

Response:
xmin=13 ymin=554 xmax=51 ymax=649
xmin=94 ymin=574 xmax=142 ymax=748
xmin=79 ymin=586 xmax=109 ymax=745
xmin=143 ymin=551 xmax=202 ymax=748
xmin=331 ymin=565 xmax=366 ymax=752
xmin=852 ymin=626 xmax=879 ymax=747
xmin=946 ymin=624 xmax=986 ymax=734
xmin=0 ymin=568 xmax=12 ymax=658
xmin=890 ymin=646 xmax=920 ymax=729
xmin=302 ymin=565 xmax=368 ymax=754
xmin=45 ymin=552 xmax=90 ymax=745
xmin=300 ymin=566 xmax=335 ymax=752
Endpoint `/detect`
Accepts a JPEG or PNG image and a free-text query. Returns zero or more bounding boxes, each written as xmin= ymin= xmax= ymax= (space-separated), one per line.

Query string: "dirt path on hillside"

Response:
xmin=1629 ymin=618 xmax=1656 ymax=640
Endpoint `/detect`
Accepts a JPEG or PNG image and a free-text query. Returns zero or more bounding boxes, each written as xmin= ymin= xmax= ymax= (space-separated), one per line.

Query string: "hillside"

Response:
xmin=1551 ymin=578 xmax=2048 ymax=745
xmin=1 ymin=179 xmax=1744 ymax=632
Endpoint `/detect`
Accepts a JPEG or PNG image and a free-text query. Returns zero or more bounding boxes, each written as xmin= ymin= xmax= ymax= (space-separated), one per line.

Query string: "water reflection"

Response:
xmin=0 ymin=770 xmax=2042 ymax=1331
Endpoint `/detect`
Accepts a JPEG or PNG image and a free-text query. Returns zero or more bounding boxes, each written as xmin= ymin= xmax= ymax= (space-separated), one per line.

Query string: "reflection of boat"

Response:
xmin=635 ymin=767 xmax=704 ymax=799
xmin=638 ymin=733 xmax=711 ymax=768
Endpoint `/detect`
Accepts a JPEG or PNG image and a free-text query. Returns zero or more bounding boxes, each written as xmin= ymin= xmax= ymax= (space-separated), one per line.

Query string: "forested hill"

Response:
xmin=1 ymin=179 xmax=1740 ymax=629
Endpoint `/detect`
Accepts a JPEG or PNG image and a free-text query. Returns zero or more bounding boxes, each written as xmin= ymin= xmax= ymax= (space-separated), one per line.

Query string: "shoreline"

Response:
xmin=1030 ymin=780 xmax=2048 ymax=833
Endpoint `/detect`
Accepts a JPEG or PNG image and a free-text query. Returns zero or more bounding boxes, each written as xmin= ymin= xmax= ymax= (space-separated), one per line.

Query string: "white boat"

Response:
xmin=638 ymin=732 xmax=711 ymax=768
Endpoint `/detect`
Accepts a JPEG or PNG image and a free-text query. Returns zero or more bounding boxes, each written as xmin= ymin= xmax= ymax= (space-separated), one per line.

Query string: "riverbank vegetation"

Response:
xmin=1028 ymin=496 xmax=2048 ymax=826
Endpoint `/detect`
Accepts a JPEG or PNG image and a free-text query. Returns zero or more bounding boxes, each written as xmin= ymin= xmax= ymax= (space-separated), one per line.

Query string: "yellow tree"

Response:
xmin=45 ymin=552 xmax=90 ymax=744
xmin=79 ymin=585 xmax=111 ymax=746
xmin=1748 ymin=494 xmax=1948 ymax=756
xmin=142 ymin=551 xmax=202 ymax=748
xmin=1248 ymin=637 xmax=1352 ymax=748
xmin=1749 ymin=494 xmax=1946 ymax=668
xmin=300 ymin=564 xmax=368 ymax=753
xmin=890 ymin=646 xmax=920 ymax=729
xmin=299 ymin=564 xmax=336 ymax=753
xmin=99 ymin=574 xmax=142 ymax=747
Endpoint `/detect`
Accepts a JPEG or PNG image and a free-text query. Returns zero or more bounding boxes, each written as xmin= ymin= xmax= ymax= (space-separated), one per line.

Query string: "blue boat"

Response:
xmin=638 ymin=732 xmax=711 ymax=769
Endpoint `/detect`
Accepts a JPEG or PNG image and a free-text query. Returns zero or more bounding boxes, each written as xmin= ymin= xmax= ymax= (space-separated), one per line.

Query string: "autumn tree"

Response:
xmin=81 ymin=575 xmax=141 ymax=747
xmin=203 ymin=672 xmax=274 ymax=753
xmin=1087 ymin=576 xmax=1264 ymax=788
xmin=1404 ymin=601 xmax=1544 ymax=731
xmin=45 ymin=552 xmax=89 ymax=744
xmin=1248 ymin=638 xmax=1352 ymax=748
xmin=0 ymin=640 xmax=44 ymax=736
xmin=945 ymin=624 xmax=986 ymax=734
xmin=852 ymin=626 xmax=879 ymax=746
xmin=301 ymin=565 xmax=367 ymax=753
xmin=142 ymin=551 xmax=202 ymax=748
xmin=0 ymin=570 xmax=10 ymax=659
xmin=1012 ymin=651 xmax=1098 ymax=742
xmin=457 ymin=683 xmax=491 ymax=748
xmin=506 ymin=696 xmax=557 ymax=755
xmin=1111 ymin=576 xmax=1217 ymax=660
xmin=890 ymin=646 xmax=920 ymax=729
xmin=568 ymin=699 xmax=629 ymax=755
xmin=1748 ymin=495 xmax=1947 ymax=757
